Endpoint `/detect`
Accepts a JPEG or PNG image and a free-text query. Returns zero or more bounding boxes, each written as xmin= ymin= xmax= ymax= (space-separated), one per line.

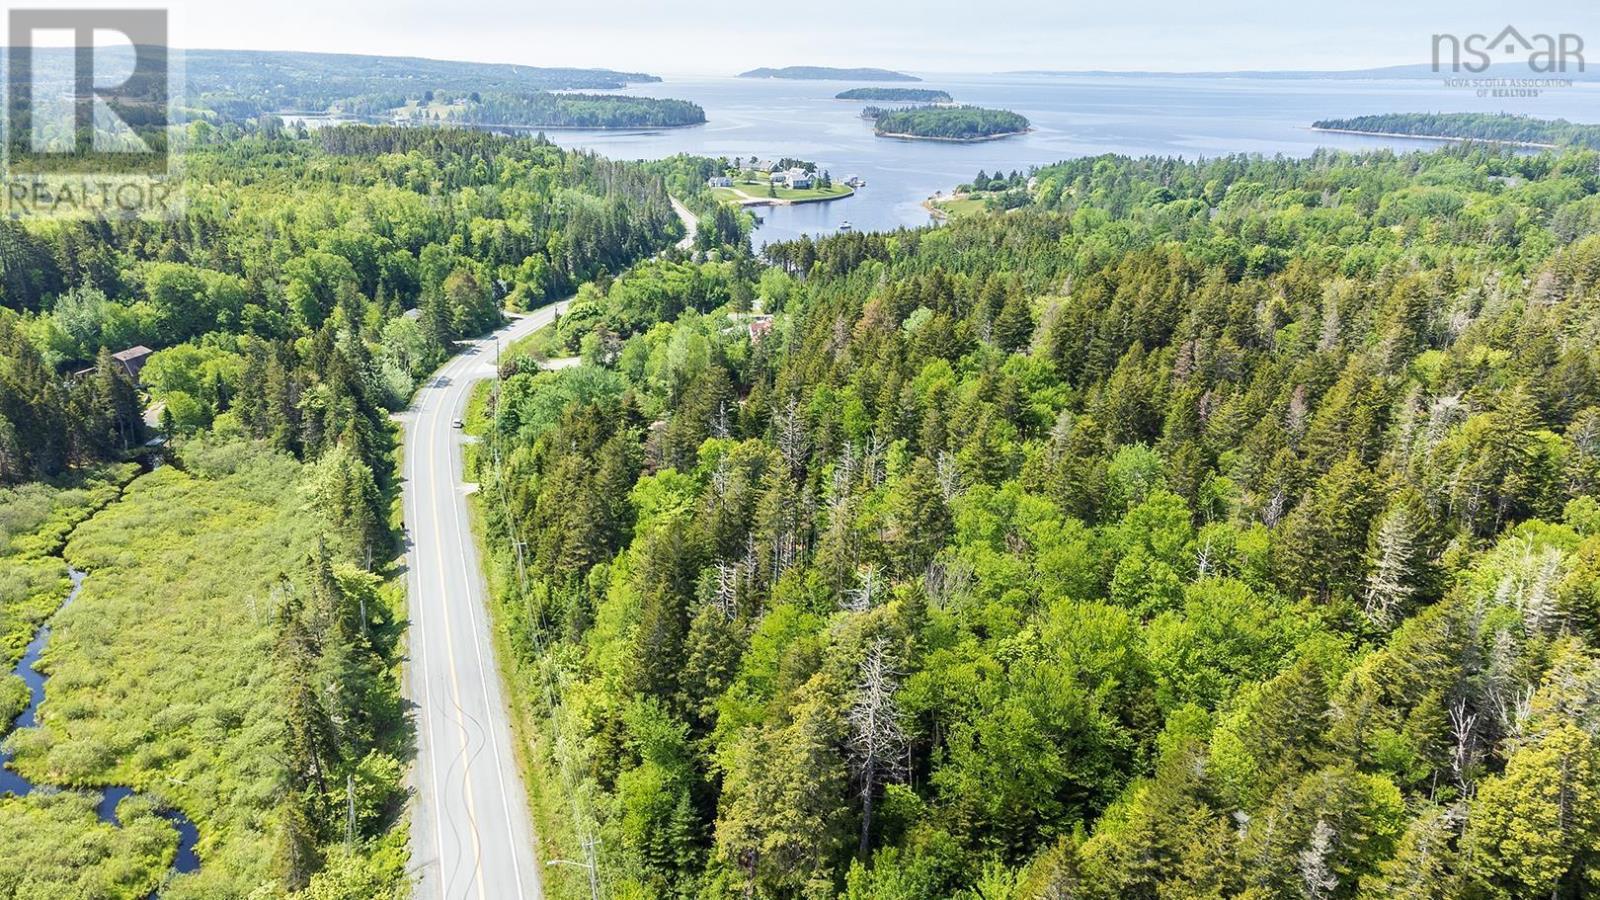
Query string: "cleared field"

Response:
xmin=713 ymin=176 xmax=854 ymax=205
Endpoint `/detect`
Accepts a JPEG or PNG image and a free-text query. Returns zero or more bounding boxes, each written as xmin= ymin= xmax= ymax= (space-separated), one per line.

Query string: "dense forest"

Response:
xmin=866 ymin=105 xmax=1031 ymax=141
xmin=472 ymin=143 xmax=1600 ymax=900
xmin=0 ymin=124 xmax=689 ymax=897
xmin=19 ymin=47 xmax=665 ymax=124
xmin=1314 ymin=113 xmax=1600 ymax=150
xmin=0 ymin=124 xmax=683 ymax=482
xmin=444 ymin=92 xmax=707 ymax=129
xmin=180 ymin=49 xmax=660 ymax=121
xmin=836 ymin=88 xmax=954 ymax=103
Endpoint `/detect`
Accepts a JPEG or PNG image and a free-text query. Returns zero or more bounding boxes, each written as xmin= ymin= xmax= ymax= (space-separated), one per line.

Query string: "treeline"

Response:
xmin=355 ymin=90 xmax=706 ymax=130
xmin=866 ymin=105 xmax=1030 ymax=140
xmin=449 ymin=92 xmax=706 ymax=129
xmin=273 ymin=537 xmax=405 ymax=894
xmin=1313 ymin=112 xmax=1600 ymax=149
xmin=475 ymin=143 xmax=1600 ymax=899
xmin=0 ymin=315 xmax=143 ymax=482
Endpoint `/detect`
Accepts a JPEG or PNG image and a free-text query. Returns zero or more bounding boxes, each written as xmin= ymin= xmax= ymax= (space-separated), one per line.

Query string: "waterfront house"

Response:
xmin=708 ymin=175 xmax=733 ymax=187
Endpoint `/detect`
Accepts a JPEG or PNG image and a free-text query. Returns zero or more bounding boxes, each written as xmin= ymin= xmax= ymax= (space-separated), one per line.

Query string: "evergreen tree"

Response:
xmin=887 ymin=456 xmax=951 ymax=576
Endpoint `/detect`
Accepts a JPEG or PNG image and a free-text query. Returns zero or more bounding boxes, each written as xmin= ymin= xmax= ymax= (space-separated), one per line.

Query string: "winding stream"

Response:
xmin=1 ymin=566 xmax=202 ymax=895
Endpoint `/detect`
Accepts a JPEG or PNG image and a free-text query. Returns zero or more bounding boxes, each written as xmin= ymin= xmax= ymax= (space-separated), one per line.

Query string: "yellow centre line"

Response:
xmin=413 ymin=306 xmax=564 ymax=899
xmin=427 ymin=353 xmax=488 ymax=900
xmin=442 ymin=349 xmax=529 ymax=895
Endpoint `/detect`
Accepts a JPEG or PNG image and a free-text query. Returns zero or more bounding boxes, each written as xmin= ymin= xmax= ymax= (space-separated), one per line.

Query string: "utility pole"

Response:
xmin=545 ymin=834 xmax=602 ymax=900
xmin=512 ymin=538 xmax=529 ymax=593
xmin=345 ymin=772 xmax=356 ymax=850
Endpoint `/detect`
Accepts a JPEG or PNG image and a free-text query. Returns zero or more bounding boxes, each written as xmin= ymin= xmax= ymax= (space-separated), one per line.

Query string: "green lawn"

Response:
xmin=775 ymin=183 xmax=854 ymax=201
xmin=714 ymin=175 xmax=853 ymax=204
xmin=505 ymin=319 xmax=563 ymax=360
xmin=932 ymin=195 xmax=989 ymax=218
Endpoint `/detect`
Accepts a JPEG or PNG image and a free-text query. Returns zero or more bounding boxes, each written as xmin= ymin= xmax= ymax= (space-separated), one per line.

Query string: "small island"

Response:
xmin=864 ymin=105 xmax=1030 ymax=142
xmin=836 ymin=87 xmax=952 ymax=103
xmin=1312 ymin=113 xmax=1600 ymax=150
xmin=384 ymin=91 xmax=706 ymax=129
xmin=738 ymin=66 xmax=920 ymax=82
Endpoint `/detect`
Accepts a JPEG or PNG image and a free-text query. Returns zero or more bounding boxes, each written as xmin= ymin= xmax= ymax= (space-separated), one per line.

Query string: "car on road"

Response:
xmin=451 ymin=418 xmax=464 ymax=429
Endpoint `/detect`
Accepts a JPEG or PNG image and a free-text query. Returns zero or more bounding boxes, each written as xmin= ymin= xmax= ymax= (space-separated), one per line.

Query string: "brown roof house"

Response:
xmin=112 ymin=346 xmax=153 ymax=383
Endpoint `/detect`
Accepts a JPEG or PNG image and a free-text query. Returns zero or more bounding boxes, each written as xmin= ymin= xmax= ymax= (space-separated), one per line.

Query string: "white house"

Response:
xmin=785 ymin=168 xmax=814 ymax=189
xmin=708 ymin=175 xmax=733 ymax=188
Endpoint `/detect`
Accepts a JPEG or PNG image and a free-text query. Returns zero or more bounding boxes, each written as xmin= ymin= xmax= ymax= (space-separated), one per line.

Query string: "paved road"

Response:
xmin=671 ymin=196 xmax=698 ymax=249
xmin=403 ymin=199 xmax=689 ymax=899
xmin=402 ymin=300 xmax=570 ymax=900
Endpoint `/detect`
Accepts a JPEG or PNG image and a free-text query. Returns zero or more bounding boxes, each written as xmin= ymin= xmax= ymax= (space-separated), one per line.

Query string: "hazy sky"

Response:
xmin=164 ymin=0 xmax=1595 ymax=75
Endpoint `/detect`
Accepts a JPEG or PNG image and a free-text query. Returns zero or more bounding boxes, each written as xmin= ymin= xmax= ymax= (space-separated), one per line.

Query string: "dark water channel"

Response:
xmin=1 ymin=567 xmax=201 ymax=895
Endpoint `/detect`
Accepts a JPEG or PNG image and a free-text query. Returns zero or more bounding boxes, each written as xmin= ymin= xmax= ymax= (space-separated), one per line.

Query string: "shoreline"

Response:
xmin=874 ymin=127 xmax=1032 ymax=143
xmin=834 ymin=96 xmax=954 ymax=104
xmin=716 ymin=185 xmax=856 ymax=207
xmin=284 ymin=113 xmax=707 ymax=132
xmin=1308 ymin=126 xmax=1557 ymax=150
xmin=469 ymin=120 xmax=707 ymax=132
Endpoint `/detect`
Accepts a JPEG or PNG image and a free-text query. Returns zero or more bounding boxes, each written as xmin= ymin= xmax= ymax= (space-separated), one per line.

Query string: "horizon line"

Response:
xmin=10 ymin=42 xmax=1592 ymax=81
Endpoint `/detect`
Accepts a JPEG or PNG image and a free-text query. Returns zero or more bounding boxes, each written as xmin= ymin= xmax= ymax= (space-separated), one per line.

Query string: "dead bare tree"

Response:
xmin=711 ymin=560 xmax=740 ymax=619
xmin=1449 ymin=698 xmax=1480 ymax=793
xmin=934 ymin=450 xmax=963 ymax=502
xmin=848 ymin=638 xmax=909 ymax=857
xmin=775 ymin=398 xmax=808 ymax=472
xmin=841 ymin=565 xmax=883 ymax=613
xmin=924 ymin=556 xmax=972 ymax=610
xmin=1299 ymin=818 xmax=1339 ymax=900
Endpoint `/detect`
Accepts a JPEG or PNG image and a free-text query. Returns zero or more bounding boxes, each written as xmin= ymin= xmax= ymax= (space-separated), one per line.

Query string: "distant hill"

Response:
xmin=836 ymin=87 xmax=952 ymax=103
xmin=177 ymin=48 xmax=662 ymax=119
xmin=738 ymin=66 xmax=920 ymax=82
xmin=1007 ymin=62 xmax=1598 ymax=80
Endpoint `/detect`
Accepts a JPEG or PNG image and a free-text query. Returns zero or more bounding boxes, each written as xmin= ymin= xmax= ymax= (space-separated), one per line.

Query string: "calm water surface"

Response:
xmin=541 ymin=72 xmax=1600 ymax=244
